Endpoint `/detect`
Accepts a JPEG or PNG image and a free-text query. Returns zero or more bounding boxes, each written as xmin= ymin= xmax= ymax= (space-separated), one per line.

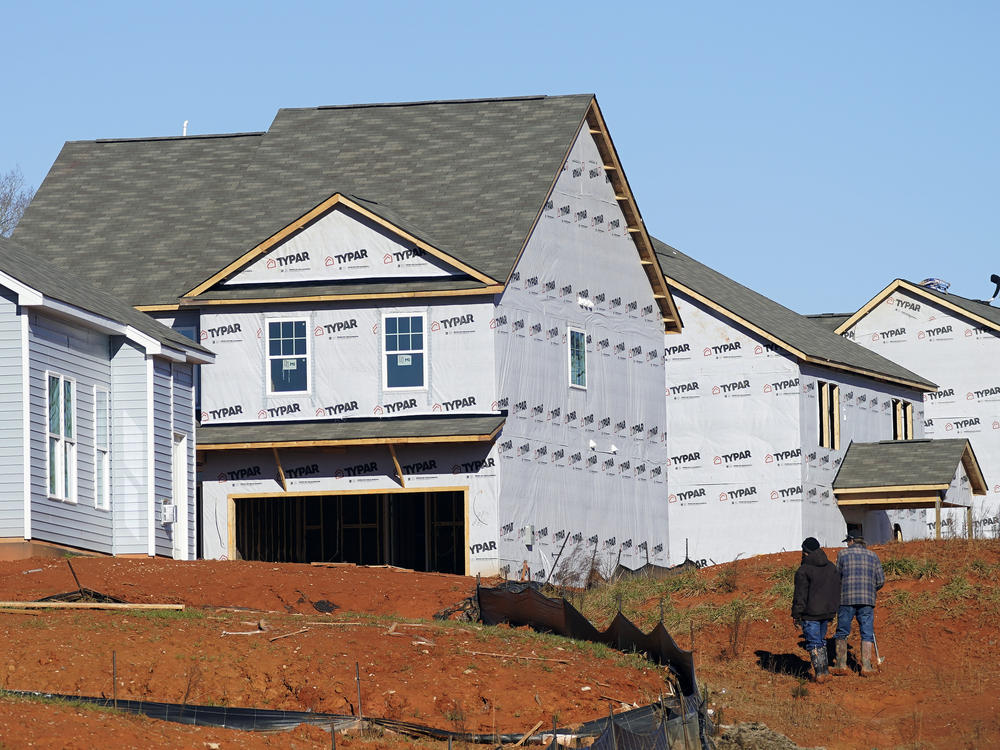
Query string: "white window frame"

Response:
xmin=264 ymin=317 xmax=311 ymax=396
xmin=568 ymin=327 xmax=587 ymax=389
xmin=382 ymin=312 xmax=428 ymax=391
xmin=94 ymin=386 xmax=111 ymax=511
xmin=46 ymin=372 xmax=77 ymax=503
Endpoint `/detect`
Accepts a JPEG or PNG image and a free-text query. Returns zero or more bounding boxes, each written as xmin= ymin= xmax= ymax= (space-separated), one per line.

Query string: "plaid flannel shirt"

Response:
xmin=836 ymin=544 xmax=885 ymax=607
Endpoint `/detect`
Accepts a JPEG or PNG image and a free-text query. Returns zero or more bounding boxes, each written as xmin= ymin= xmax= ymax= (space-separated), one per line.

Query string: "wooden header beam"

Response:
xmin=198 ymin=423 xmax=504 ymax=451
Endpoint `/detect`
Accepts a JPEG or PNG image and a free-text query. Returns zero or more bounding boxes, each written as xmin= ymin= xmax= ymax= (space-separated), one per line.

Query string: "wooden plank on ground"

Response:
xmin=0 ymin=602 xmax=184 ymax=611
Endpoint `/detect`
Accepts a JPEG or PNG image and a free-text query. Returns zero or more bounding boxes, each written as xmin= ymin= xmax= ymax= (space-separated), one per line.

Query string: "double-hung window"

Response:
xmin=892 ymin=398 xmax=913 ymax=440
xmin=47 ymin=374 xmax=77 ymax=502
xmin=267 ymin=319 xmax=309 ymax=394
xmin=568 ymin=328 xmax=587 ymax=389
xmin=384 ymin=314 xmax=425 ymax=389
xmin=94 ymin=387 xmax=110 ymax=510
xmin=818 ymin=380 xmax=840 ymax=450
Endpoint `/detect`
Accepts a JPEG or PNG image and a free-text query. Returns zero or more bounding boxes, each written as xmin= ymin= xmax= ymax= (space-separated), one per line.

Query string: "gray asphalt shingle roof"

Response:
xmin=0 ymin=236 xmax=210 ymax=357
xmin=651 ymin=239 xmax=936 ymax=390
xmin=198 ymin=415 xmax=505 ymax=447
xmin=833 ymin=439 xmax=981 ymax=490
xmin=806 ymin=313 xmax=852 ymax=331
xmin=15 ymin=96 xmax=594 ymax=306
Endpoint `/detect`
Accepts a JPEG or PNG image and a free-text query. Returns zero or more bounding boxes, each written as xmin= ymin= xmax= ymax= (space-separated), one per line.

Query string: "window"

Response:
xmin=892 ymin=399 xmax=913 ymax=440
xmin=266 ymin=319 xmax=309 ymax=393
xmin=568 ymin=328 xmax=587 ymax=388
xmin=818 ymin=380 xmax=840 ymax=450
xmin=47 ymin=374 xmax=77 ymax=501
xmin=94 ymin=387 xmax=110 ymax=510
xmin=384 ymin=314 xmax=425 ymax=389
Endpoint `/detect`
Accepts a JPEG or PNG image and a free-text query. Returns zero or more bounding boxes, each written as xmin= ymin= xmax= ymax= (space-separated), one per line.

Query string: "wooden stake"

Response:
xmin=462 ymin=649 xmax=568 ymax=663
xmin=512 ymin=720 xmax=543 ymax=747
xmin=0 ymin=602 xmax=184 ymax=611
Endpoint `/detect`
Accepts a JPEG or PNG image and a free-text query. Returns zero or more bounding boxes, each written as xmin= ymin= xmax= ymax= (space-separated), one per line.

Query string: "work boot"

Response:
xmin=861 ymin=641 xmax=876 ymax=675
xmin=829 ymin=639 xmax=848 ymax=675
xmin=809 ymin=648 xmax=829 ymax=683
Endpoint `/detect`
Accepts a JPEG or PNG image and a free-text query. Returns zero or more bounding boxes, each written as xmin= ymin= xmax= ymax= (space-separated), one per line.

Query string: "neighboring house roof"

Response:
xmin=806 ymin=313 xmax=852 ymax=331
xmin=197 ymin=415 xmax=506 ymax=450
xmin=833 ymin=439 xmax=987 ymax=496
xmin=834 ymin=278 xmax=1000 ymax=335
xmin=651 ymin=239 xmax=936 ymax=391
xmin=0 ymin=237 xmax=212 ymax=363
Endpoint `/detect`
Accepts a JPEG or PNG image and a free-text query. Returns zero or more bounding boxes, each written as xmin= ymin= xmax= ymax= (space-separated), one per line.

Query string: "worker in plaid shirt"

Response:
xmin=831 ymin=529 xmax=884 ymax=675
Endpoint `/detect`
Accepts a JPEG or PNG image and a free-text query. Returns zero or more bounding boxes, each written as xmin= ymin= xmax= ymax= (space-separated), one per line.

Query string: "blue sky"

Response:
xmin=4 ymin=2 xmax=997 ymax=314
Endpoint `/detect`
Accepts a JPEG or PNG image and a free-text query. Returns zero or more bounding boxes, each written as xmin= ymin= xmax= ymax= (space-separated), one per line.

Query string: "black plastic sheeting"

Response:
xmin=476 ymin=583 xmax=699 ymax=699
xmin=2 ymin=690 xmax=707 ymax=747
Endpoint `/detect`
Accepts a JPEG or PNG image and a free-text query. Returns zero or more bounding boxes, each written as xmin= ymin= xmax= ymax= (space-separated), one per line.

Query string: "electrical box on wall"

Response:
xmin=160 ymin=501 xmax=177 ymax=525
xmin=521 ymin=524 xmax=535 ymax=546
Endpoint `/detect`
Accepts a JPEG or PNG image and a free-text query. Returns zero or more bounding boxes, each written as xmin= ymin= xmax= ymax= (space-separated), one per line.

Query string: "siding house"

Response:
xmin=652 ymin=241 xmax=939 ymax=564
xmin=16 ymin=95 xmax=683 ymax=580
xmin=0 ymin=237 xmax=212 ymax=559
xmin=830 ymin=278 xmax=1000 ymax=537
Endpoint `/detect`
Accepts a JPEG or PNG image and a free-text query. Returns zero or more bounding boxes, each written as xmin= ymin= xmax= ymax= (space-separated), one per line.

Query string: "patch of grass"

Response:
xmin=940 ymin=575 xmax=974 ymax=603
xmin=0 ymin=690 xmax=123 ymax=715
xmin=882 ymin=557 xmax=939 ymax=580
xmin=129 ymin=607 xmax=205 ymax=621
xmin=764 ymin=579 xmax=795 ymax=604
xmin=882 ymin=590 xmax=935 ymax=622
xmin=968 ymin=558 xmax=1000 ymax=578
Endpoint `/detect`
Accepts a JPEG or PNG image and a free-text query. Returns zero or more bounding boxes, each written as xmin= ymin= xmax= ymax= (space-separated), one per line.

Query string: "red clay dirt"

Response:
xmin=1 ymin=540 xmax=998 ymax=749
xmin=0 ymin=557 xmax=668 ymax=749
xmin=664 ymin=539 xmax=1000 ymax=749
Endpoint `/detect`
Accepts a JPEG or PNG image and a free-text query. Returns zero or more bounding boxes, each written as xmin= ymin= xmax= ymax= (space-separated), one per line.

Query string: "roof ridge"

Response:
xmin=282 ymin=94 xmax=591 ymax=112
xmin=83 ymin=132 xmax=266 ymax=145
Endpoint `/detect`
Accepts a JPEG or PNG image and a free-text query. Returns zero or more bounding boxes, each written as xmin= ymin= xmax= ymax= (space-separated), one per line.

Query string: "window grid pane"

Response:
xmin=268 ymin=319 xmax=309 ymax=393
xmin=384 ymin=316 xmax=425 ymax=388
xmin=63 ymin=381 xmax=74 ymax=439
xmin=48 ymin=376 xmax=60 ymax=434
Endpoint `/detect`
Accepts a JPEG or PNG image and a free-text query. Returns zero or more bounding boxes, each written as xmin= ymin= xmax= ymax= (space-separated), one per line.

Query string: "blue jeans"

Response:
xmin=836 ymin=605 xmax=875 ymax=642
xmin=801 ymin=619 xmax=830 ymax=652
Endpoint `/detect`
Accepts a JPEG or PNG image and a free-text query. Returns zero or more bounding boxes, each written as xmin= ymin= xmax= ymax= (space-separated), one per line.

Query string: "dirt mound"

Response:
xmin=716 ymin=722 xmax=822 ymax=750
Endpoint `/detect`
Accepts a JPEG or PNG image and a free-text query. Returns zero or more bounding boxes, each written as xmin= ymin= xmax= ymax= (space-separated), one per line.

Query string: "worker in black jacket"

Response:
xmin=791 ymin=537 xmax=841 ymax=683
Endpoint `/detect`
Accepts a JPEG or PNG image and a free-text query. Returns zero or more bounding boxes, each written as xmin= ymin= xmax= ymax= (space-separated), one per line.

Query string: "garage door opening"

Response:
xmin=233 ymin=491 xmax=466 ymax=574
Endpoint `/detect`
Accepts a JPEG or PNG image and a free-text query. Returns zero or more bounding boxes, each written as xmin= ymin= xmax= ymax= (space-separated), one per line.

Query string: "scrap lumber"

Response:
xmin=0 ymin=602 xmax=183 ymax=611
xmin=512 ymin=720 xmax=544 ymax=747
xmin=462 ymin=649 xmax=568 ymax=663
xmin=268 ymin=627 xmax=309 ymax=642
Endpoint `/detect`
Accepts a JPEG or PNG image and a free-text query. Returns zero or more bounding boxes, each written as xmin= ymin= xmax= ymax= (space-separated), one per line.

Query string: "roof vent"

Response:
xmin=989 ymin=274 xmax=1000 ymax=304
xmin=918 ymin=278 xmax=950 ymax=293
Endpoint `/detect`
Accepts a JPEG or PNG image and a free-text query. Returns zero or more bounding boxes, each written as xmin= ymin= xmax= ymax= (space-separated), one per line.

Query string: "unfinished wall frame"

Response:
xmin=226 ymin=486 xmax=471 ymax=574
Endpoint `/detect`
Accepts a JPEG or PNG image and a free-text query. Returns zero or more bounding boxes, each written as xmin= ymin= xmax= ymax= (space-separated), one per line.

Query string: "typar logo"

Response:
xmin=763 ymin=377 xmax=799 ymax=394
xmin=872 ymin=327 xmax=906 ymax=342
xmin=452 ymin=458 xmax=496 ymax=474
xmin=315 ymin=319 xmax=359 ymax=336
xmin=285 ymin=463 xmax=321 ymax=479
xmin=384 ymin=248 xmax=426 ymax=264
xmin=315 ymin=401 xmax=359 ymax=417
xmin=968 ymin=386 xmax=1000 ymax=402
xmin=918 ymin=325 xmax=952 ymax=340
xmin=704 ymin=342 xmax=741 ymax=357
xmin=334 ymin=462 xmax=379 ymax=479
xmin=402 ymin=459 xmax=437 ymax=474
xmin=714 ymin=379 xmax=751 ymax=396
xmin=430 ymin=313 xmax=475 ymax=332
xmin=722 ymin=486 xmax=758 ymax=501
xmin=266 ymin=250 xmax=309 ymax=269
xmin=376 ymin=399 xmax=418 ymax=415
xmin=259 ymin=404 xmax=301 ymax=419
xmin=670 ymin=452 xmax=700 ymax=467
xmin=200 ymin=322 xmax=243 ymax=342
xmin=713 ymin=450 xmax=752 ymax=467
xmin=218 ymin=465 xmax=261 ymax=483
xmin=754 ymin=343 xmax=780 ymax=356
xmin=206 ymin=405 xmax=243 ymax=420
xmin=770 ymin=485 xmax=802 ymax=500
xmin=764 ymin=448 xmax=801 ymax=465
xmin=926 ymin=388 xmax=955 ymax=402
xmin=324 ymin=249 xmax=368 ymax=266
xmin=432 ymin=396 xmax=477 ymax=412
xmin=664 ymin=343 xmax=691 ymax=358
